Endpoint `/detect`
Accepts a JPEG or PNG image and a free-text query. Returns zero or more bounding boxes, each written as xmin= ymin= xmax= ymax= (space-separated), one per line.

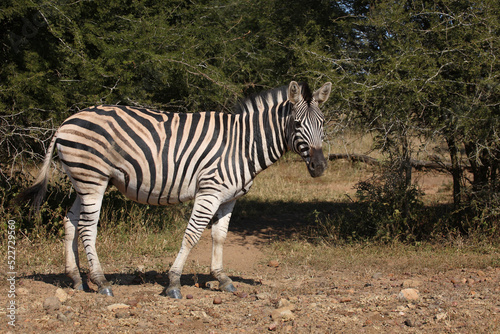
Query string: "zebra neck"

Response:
xmin=241 ymin=100 xmax=290 ymax=175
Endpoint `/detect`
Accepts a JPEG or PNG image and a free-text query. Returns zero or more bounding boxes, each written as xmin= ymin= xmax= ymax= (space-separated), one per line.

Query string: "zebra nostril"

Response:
xmin=310 ymin=161 xmax=315 ymax=170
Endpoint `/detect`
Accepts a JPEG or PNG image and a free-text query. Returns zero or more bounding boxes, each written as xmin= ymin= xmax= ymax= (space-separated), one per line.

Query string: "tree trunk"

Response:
xmin=446 ymin=136 xmax=462 ymax=208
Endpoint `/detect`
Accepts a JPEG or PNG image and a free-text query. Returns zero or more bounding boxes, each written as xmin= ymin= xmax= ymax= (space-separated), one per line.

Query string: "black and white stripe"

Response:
xmin=20 ymin=81 xmax=332 ymax=298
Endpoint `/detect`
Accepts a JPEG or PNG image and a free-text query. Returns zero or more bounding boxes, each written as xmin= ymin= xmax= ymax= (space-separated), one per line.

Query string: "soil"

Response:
xmin=3 ymin=216 xmax=500 ymax=334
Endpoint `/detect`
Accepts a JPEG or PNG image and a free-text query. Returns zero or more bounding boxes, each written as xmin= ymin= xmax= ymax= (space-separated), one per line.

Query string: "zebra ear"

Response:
xmin=288 ymin=81 xmax=301 ymax=105
xmin=314 ymin=82 xmax=332 ymax=104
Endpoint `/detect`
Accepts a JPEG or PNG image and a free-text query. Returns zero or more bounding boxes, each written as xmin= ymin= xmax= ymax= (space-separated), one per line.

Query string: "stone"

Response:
xmin=234 ymin=291 xmax=248 ymax=298
xmin=55 ymin=288 xmax=69 ymax=303
xmin=402 ymin=279 xmax=423 ymax=288
xmin=191 ymin=310 xmax=209 ymax=322
xmin=205 ymin=281 xmax=218 ymax=290
xmin=115 ymin=311 xmax=130 ymax=319
xmin=256 ymin=292 xmax=271 ymax=300
xmin=268 ymin=322 xmax=278 ymax=331
xmin=404 ymin=319 xmax=415 ymax=327
xmin=398 ymin=288 xmax=419 ymax=302
xmin=277 ymin=298 xmax=294 ymax=310
xmin=43 ymin=296 xmax=61 ymax=312
xmin=213 ymin=296 xmax=222 ymax=304
xmin=107 ymin=303 xmax=130 ymax=312
xmin=271 ymin=308 xmax=295 ymax=321
xmin=56 ymin=312 xmax=68 ymax=323
xmin=268 ymin=260 xmax=280 ymax=268
xmin=126 ymin=298 xmax=139 ymax=307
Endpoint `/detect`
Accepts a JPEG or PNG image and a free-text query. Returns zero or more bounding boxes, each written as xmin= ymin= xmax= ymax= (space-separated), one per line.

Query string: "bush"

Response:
xmin=2 ymin=168 xmax=190 ymax=241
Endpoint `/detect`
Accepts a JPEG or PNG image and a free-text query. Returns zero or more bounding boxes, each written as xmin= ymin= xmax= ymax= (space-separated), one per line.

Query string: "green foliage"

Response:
xmin=3 ymin=169 xmax=73 ymax=239
xmin=2 ymin=0 xmax=500 ymax=240
xmin=353 ymin=166 xmax=426 ymax=242
xmin=3 ymin=169 xmax=191 ymax=241
xmin=98 ymin=188 xmax=192 ymax=234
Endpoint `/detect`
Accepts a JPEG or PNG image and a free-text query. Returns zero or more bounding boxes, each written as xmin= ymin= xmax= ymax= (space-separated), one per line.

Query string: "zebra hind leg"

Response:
xmin=210 ymin=200 xmax=237 ymax=293
xmin=79 ymin=194 xmax=113 ymax=296
xmin=64 ymin=197 xmax=89 ymax=291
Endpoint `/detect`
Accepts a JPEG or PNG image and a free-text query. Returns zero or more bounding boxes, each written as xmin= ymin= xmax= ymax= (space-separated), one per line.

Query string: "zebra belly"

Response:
xmin=110 ymin=169 xmax=198 ymax=206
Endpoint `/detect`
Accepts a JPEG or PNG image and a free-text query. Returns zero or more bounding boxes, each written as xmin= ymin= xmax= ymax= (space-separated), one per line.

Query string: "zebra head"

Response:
xmin=287 ymin=81 xmax=332 ymax=178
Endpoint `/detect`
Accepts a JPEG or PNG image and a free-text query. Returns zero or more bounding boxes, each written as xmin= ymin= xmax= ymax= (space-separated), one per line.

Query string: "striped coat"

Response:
xmin=19 ymin=81 xmax=332 ymax=298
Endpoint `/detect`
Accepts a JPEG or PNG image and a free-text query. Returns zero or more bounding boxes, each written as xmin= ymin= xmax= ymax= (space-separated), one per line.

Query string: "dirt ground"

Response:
xmin=2 ymin=219 xmax=500 ymax=334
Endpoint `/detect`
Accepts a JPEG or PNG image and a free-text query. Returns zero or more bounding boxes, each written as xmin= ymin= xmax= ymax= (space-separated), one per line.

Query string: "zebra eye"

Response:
xmin=294 ymin=120 xmax=302 ymax=129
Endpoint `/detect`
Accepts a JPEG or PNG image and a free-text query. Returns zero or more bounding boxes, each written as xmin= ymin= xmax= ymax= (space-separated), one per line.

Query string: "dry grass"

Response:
xmin=270 ymin=239 xmax=500 ymax=276
xmin=3 ymin=131 xmax=495 ymax=280
xmin=248 ymin=157 xmax=371 ymax=203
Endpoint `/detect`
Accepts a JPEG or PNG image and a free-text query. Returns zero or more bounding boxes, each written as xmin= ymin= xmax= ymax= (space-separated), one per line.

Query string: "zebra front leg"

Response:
xmin=211 ymin=200 xmax=237 ymax=293
xmin=79 ymin=197 xmax=113 ymax=296
xmin=165 ymin=194 xmax=220 ymax=299
xmin=64 ymin=197 xmax=88 ymax=291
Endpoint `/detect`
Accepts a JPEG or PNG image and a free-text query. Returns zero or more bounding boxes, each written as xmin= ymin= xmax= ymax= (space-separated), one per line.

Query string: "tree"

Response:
xmin=347 ymin=0 xmax=500 ymax=231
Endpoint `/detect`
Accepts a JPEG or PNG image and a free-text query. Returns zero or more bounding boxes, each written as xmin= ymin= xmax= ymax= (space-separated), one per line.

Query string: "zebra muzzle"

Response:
xmin=306 ymin=147 xmax=327 ymax=178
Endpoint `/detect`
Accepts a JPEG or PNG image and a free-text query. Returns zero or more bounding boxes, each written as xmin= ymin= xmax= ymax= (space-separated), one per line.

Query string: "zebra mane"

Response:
xmin=234 ymin=82 xmax=312 ymax=114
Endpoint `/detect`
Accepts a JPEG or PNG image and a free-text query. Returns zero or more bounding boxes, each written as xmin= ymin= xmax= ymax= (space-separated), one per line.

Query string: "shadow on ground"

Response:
xmin=228 ymin=199 xmax=356 ymax=245
xmin=21 ymin=271 xmax=261 ymax=294
xmin=20 ymin=198 xmax=452 ymax=292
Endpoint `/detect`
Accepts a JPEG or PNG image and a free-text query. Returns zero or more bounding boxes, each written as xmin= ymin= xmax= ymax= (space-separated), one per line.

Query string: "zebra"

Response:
xmin=19 ymin=80 xmax=331 ymax=299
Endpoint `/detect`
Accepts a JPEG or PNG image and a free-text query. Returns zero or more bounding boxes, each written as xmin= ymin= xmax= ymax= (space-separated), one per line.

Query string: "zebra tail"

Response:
xmin=16 ymin=134 xmax=58 ymax=212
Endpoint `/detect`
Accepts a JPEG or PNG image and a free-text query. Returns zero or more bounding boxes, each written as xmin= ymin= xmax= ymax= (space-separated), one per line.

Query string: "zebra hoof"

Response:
xmin=166 ymin=288 xmax=182 ymax=299
xmin=220 ymin=282 xmax=237 ymax=293
xmin=98 ymin=287 xmax=114 ymax=297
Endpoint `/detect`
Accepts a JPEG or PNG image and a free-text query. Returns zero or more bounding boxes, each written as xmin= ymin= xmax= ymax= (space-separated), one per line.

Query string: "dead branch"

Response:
xmin=327 ymin=153 xmax=472 ymax=172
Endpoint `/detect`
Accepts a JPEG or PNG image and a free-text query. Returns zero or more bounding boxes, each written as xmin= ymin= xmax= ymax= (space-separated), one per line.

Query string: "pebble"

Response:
xmin=115 ymin=311 xmax=130 ymax=319
xmin=43 ymin=296 xmax=61 ymax=312
xmin=191 ymin=310 xmax=209 ymax=322
xmin=372 ymin=272 xmax=383 ymax=280
xmin=402 ymin=279 xmax=423 ymax=288
xmin=186 ymin=294 xmax=194 ymax=299
xmin=234 ymin=291 xmax=249 ymax=298
xmin=404 ymin=319 xmax=415 ymax=327
xmin=126 ymin=298 xmax=139 ymax=307
xmin=107 ymin=303 xmax=130 ymax=312
xmin=256 ymin=292 xmax=271 ymax=300
xmin=398 ymin=288 xmax=420 ymax=302
xmin=56 ymin=312 xmax=68 ymax=323
xmin=17 ymin=287 xmax=29 ymax=295
xmin=271 ymin=299 xmax=295 ymax=321
xmin=278 ymin=299 xmax=294 ymax=309
xmin=271 ymin=308 xmax=294 ymax=321
xmin=268 ymin=260 xmax=280 ymax=268
xmin=268 ymin=322 xmax=278 ymax=331
xmin=55 ymin=288 xmax=69 ymax=303
xmin=205 ymin=281 xmax=218 ymax=290
xmin=213 ymin=296 xmax=222 ymax=304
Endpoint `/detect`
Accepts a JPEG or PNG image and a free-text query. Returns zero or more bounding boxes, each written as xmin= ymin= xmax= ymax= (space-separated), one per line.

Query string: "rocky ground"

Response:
xmin=2 ymin=225 xmax=500 ymax=334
